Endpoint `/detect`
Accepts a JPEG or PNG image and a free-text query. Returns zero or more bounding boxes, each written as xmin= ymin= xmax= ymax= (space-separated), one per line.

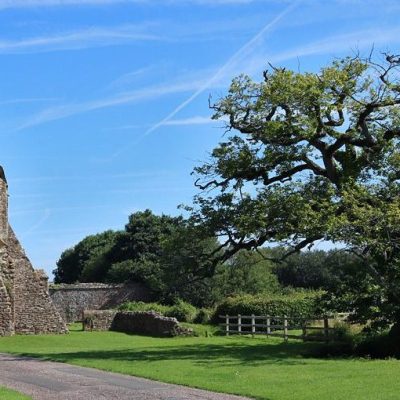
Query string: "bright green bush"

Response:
xmin=193 ymin=307 xmax=214 ymax=324
xmin=165 ymin=300 xmax=198 ymax=323
xmin=118 ymin=300 xmax=198 ymax=323
xmin=212 ymin=292 xmax=322 ymax=322
xmin=118 ymin=301 xmax=170 ymax=315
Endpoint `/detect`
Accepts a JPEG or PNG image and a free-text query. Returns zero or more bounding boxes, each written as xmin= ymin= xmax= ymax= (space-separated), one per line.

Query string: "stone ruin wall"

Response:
xmin=0 ymin=173 xmax=13 ymax=336
xmin=0 ymin=167 xmax=67 ymax=336
xmin=49 ymin=283 xmax=152 ymax=323
xmin=83 ymin=310 xmax=193 ymax=337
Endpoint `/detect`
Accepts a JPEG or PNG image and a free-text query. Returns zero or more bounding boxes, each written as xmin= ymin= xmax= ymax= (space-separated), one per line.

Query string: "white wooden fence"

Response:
xmin=220 ymin=314 xmax=338 ymax=343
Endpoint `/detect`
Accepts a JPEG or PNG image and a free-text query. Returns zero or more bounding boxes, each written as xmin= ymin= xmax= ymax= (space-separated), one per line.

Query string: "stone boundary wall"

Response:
xmin=83 ymin=310 xmax=193 ymax=337
xmin=49 ymin=283 xmax=152 ymax=323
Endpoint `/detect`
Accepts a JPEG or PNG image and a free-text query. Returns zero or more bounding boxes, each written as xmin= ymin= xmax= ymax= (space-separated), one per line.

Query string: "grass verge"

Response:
xmin=0 ymin=326 xmax=398 ymax=400
xmin=0 ymin=386 xmax=31 ymax=399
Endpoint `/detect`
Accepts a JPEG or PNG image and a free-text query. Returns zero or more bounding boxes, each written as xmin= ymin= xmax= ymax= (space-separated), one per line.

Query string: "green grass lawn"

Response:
xmin=0 ymin=387 xmax=31 ymax=399
xmin=0 ymin=325 xmax=398 ymax=400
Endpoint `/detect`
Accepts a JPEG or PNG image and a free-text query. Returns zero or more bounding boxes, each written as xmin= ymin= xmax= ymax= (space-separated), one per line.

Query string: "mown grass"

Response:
xmin=0 ymin=386 xmax=31 ymax=399
xmin=0 ymin=326 xmax=398 ymax=400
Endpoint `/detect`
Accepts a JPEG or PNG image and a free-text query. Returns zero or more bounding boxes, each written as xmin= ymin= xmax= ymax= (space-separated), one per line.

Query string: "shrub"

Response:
xmin=118 ymin=300 xmax=198 ymax=323
xmin=118 ymin=301 xmax=170 ymax=315
xmin=355 ymin=331 xmax=400 ymax=358
xmin=193 ymin=308 xmax=214 ymax=324
xmin=213 ymin=292 xmax=321 ymax=320
xmin=212 ymin=292 xmax=322 ymax=323
xmin=309 ymin=323 xmax=400 ymax=359
xmin=165 ymin=300 xmax=198 ymax=323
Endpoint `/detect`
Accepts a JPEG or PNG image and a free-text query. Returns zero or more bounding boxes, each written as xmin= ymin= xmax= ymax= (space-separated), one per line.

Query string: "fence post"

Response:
xmin=238 ymin=314 xmax=242 ymax=335
xmin=324 ymin=316 xmax=329 ymax=343
xmin=302 ymin=319 xmax=307 ymax=341
xmin=284 ymin=315 xmax=288 ymax=342
xmin=225 ymin=314 xmax=229 ymax=336
xmin=251 ymin=314 xmax=255 ymax=337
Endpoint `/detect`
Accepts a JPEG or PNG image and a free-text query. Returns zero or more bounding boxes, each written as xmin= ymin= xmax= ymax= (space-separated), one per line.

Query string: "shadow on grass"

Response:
xmin=17 ymin=340 xmax=327 ymax=368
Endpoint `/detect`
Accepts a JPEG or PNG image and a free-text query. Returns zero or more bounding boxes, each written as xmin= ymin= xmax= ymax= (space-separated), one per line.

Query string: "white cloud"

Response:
xmin=162 ymin=116 xmax=214 ymax=126
xmin=0 ymin=97 xmax=57 ymax=106
xmin=106 ymin=65 xmax=155 ymax=90
xmin=0 ymin=0 xmax=263 ymax=9
xmin=21 ymin=208 xmax=52 ymax=238
xmin=139 ymin=1 xmax=299 ymax=139
xmin=10 ymin=170 xmax=171 ymax=183
xmin=0 ymin=25 xmax=160 ymax=54
xmin=271 ymin=27 xmax=400 ymax=64
xmin=15 ymin=77 xmax=212 ymax=131
xmin=235 ymin=26 xmax=400 ymax=78
xmin=111 ymin=114 xmax=226 ymax=131
xmin=0 ymin=0 xmax=396 ymax=10
xmin=0 ymin=0 xmax=139 ymax=9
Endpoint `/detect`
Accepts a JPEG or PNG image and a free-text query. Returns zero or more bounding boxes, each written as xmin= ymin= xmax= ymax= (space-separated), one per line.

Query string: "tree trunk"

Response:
xmin=389 ymin=322 xmax=400 ymax=357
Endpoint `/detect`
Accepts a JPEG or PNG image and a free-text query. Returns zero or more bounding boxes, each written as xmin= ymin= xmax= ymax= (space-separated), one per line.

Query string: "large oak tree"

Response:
xmin=191 ymin=53 xmax=400 ymax=330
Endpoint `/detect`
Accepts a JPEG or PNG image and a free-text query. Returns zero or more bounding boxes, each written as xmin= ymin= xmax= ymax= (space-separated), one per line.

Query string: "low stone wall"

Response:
xmin=49 ymin=283 xmax=151 ymax=323
xmin=83 ymin=310 xmax=192 ymax=337
xmin=83 ymin=310 xmax=117 ymax=331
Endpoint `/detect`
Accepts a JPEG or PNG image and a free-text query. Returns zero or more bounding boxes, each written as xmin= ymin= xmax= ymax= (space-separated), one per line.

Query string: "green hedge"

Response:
xmin=119 ymin=301 xmax=169 ymax=314
xmin=119 ymin=293 xmax=322 ymax=325
xmin=118 ymin=300 xmax=199 ymax=323
xmin=212 ymin=292 xmax=323 ymax=322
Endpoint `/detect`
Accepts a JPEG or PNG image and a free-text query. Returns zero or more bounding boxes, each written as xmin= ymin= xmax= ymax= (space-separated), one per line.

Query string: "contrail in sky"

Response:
xmin=110 ymin=1 xmax=299 ymax=159
xmin=21 ymin=208 xmax=52 ymax=238
xmin=142 ymin=2 xmax=299 ymax=137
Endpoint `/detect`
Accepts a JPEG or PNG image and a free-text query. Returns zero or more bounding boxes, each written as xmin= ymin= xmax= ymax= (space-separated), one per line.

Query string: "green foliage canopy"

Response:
xmin=53 ymin=210 xmax=223 ymax=305
xmin=274 ymin=249 xmax=363 ymax=290
xmin=191 ymin=53 xmax=400 ymax=328
xmin=53 ymin=230 xmax=120 ymax=284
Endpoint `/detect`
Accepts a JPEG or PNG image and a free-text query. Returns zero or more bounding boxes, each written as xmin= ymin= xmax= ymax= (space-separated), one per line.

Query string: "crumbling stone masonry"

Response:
xmin=0 ymin=166 xmax=67 ymax=336
xmin=50 ymin=282 xmax=152 ymax=323
xmin=83 ymin=310 xmax=193 ymax=337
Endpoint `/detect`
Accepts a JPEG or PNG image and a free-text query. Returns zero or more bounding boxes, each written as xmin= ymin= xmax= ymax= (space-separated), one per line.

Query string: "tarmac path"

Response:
xmin=0 ymin=353 xmax=251 ymax=400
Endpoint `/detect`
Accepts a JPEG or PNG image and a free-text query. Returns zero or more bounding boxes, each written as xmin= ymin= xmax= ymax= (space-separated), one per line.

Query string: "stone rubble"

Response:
xmin=83 ymin=310 xmax=193 ymax=337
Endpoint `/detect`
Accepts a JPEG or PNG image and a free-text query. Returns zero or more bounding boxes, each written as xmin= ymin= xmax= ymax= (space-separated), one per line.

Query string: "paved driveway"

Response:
xmin=0 ymin=353 xmax=251 ymax=400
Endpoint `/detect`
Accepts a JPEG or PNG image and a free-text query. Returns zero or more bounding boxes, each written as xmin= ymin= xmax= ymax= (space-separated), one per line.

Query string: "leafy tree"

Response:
xmin=274 ymin=249 xmax=363 ymax=290
xmin=109 ymin=210 xmax=182 ymax=263
xmin=190 ymin=53 xmax=400 ymax=331
xmin=53 ymin=230 xmax=120 ymax=283
xmin=53 ymin=210 xmax=181 ymax=284
xmin=53 ymin=210 xmax=221 ymax=307
xmin=103 ymin=210 xmax=183 ymax=283
xmin=154 ymin=222 xmax=221 ymax=306
xmin=212 ymin=249 xmax=280 ymax=299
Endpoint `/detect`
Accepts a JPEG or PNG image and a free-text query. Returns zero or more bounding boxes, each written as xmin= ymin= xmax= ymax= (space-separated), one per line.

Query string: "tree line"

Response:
xmin=55 ymin=52 xmax=400 ymax=335
xmin=53 ymin=209 xmax=363 ymax=308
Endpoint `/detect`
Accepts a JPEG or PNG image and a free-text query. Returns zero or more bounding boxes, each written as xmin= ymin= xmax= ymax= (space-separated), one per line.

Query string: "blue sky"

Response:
xmin=0 ymin=0 xmax=399 ymax=277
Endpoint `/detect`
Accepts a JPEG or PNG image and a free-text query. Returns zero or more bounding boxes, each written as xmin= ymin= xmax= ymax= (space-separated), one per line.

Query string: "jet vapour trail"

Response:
xmin=109 ymin=1 xmax=299 ymax=159
xmin=142 ymin=2 xmax=299 ymax=136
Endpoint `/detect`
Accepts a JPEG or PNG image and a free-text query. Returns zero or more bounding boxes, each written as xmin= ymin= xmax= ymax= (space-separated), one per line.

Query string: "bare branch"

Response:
xmin=281 ymin=235 xmax=324 ymax=260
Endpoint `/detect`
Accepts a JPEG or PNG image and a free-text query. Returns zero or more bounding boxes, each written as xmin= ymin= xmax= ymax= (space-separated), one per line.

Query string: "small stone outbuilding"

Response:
xmin=0 ymin=166 xmax=67 ymax=336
